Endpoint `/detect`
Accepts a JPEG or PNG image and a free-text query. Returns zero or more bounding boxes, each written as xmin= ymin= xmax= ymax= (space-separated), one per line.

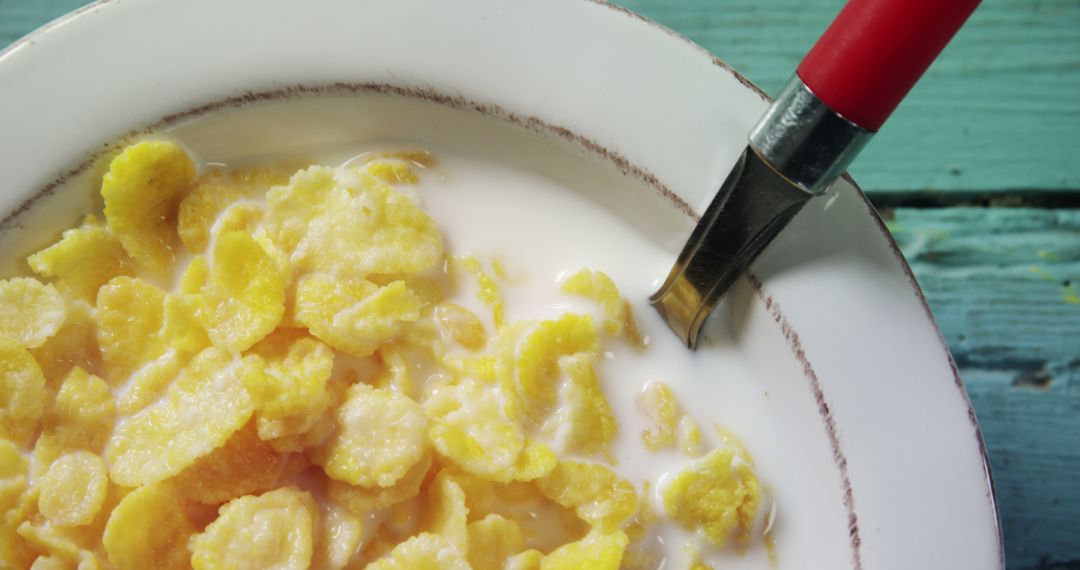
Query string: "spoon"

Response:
xmin=651 ymin=0 xmax=982 ymax=348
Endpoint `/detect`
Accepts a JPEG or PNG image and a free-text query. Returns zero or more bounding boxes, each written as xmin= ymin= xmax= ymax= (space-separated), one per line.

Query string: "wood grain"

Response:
xmin=2 ymin=1 xmax=1079 ymax=568
xmin=885 ymin=206 xmax=1080 ymax=569
xmin=618 ymin=0 xmax=1080 ymax=194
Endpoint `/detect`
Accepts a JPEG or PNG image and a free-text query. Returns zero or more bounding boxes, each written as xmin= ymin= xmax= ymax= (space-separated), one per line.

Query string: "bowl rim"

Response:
xmin=0 ymin=1 xmax=1004 ymax=567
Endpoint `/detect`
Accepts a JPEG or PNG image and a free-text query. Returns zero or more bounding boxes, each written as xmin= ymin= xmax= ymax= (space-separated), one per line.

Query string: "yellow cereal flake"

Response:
xmin=178 ymin=255 xmax=209 ymax=294
xmin=196 ymin=230 xmax=286 ymax=352
xmin=435 ymin=303 xmax=487 ymax=350
xmin=542 ymin=354 xmax=616 ymax=458
xmin=540 ymin=529 xmax=629 ymax=570
xmin=637 ymin=381 xmax=679 ymax=451
xmin=27 ymin=216 xmax=135 ymax=301
xmin=365 ymin=160 xmax=420 ymax=184
xmin=29 ymin=555 xmax=67 ymax=570
xmin=263 ymin=166 xmax=442 ymax=280
xmin=213 ymin=202 xmax=265 ymax=241
xmin=317 ymin=383 xmax=429 ymax=488
xmin=15 ymin=520 xmax=100 ymax=568
xmin=371 ymin=344 xmax=415 ymax=397
xmin=506 ymin=549 xmax=545 ymax=570
xmin=28 ymin=300 xmax=99 ymax=387
xmin=678 ymin=415 xmax=704 ymax=457
xmin=102 ymin=482 xmax=194 ymax=570
xmin=178 ymin=168 xmax=290 ymax=253
xmin=31 ymin=432 xmax=67 ymax=477
xmin=101 ymin=140 xmax=195 ymax=272
xmin=312 ymin=502 xmax=364 ymax=570
xmin=161 ymin=292 xmax=210 ymax=356
xmin=95 ymin=277 xmax=166 ymax=383
xmin=38 ymin=451 xmax=108 ymax=527
xmin=467 ymin=514 xmax=525 ymax=569
xmin=0 ymin=439 xmax=29 ymax=514
xmin=661 ymin=448 xmax=761 ymax=546
xmin=536 ymin=461 xmax=637 ymax=532
xmin=561 ymin=269 xmax=625 ymax=335
xmin=0 ymin=340 xmax=47 ymax=444
xmin=172 ymin=421 xmax=295 ymax=504
xmin=190 ymin=487 xmax=317 ymax=570
xmin=420 ymin=470 xmax=469 ymax=550
xmin=46 ymin=367 xmax=115 ymax=453
xmin=365 ymin=532 xmax=469 ymax=570
xmin=105 ymin=347 xmax=254 ymax=487
xmin=0 ymin=278 xmax=66 ymax=349
xmin=451 ymin=256 xmax=505 ymax=329
xmin=115 ymin=351 xmax=184 ymax=416
xmin=424 ymin=377 xmax=528 ymax=483
xmin=243 ymin=330 xmax=334 ymax=422
xmin=327 ymin=452 xmax=432 ymax=513
xmin=499 ymin=314 xmax=597 ymax=422
xmin=296 ymin=275 xmax=421 ymax=358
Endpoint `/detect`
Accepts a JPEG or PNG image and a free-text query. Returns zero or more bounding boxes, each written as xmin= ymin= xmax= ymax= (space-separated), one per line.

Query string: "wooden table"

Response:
xmin=3 ymin=1 xmax=1078 ymax=567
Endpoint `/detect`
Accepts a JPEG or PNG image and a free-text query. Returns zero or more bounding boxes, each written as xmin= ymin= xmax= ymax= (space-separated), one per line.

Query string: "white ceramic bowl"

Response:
xmin=0 ymin=1 xmax=1002 ymax=568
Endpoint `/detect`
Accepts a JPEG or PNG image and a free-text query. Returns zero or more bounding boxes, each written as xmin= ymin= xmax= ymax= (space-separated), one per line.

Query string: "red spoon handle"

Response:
xmin=797 ymin=0 xmax=981 ymax=132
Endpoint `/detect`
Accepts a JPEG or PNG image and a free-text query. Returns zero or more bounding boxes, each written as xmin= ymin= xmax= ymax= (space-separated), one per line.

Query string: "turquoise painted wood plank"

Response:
xmin=2 ymin=0 xmax=1079 ymax=194
xmin=616 ymin=0 xmax=1080 ymax=194
xmin=886 ymin=207 xmax=1080 ymax=569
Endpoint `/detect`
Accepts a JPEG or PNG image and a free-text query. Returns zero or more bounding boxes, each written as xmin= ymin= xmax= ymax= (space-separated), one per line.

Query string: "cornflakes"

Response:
xmin=95 ymin=277 xmax=166 ymax=382
xmin=0 ymin=340 xmax=46 ymax=444
xmin=102 ymin=482 xmax=194 ymax=570
xmin=420 ymin=470 xmax=469 ymax=550
xmin=264 ymin=166 xmax=442 ymax=280
xmin=364 ymin=533 xmax=469 ymax=570
xmin=46 ymin=367 xmax=115 ymax=453
xmin=541 ymin=529 xmax=629 ymax=570
xmin=172 ymin=421 xmax=296 ymax=504
xmin=244 ymin=330 xmax=334 ymax=422
xmin=312 ymin=502 xmax=364 ymax=570
xmin=296 ymin=275 xmax=421 ymax=358
xmin=542 ymin=354 xmax=616 ymax=458
xmin=451 ymin=256 xmax=505 ymax=329
xmin=38 ymin=451 xmax=108 ymax=527
xmin=435 ymin=303 xmax=487 ymax=350
xmin=638 ymin=381 xmax=679 ymax=450
xmin=105 ymin=347 xmax=254 ymax=487
xmin=178 ymin=168 xmax=291 ymax=253
xmin=195 ymin=230 xmax=286 ymax=352
xmin=500 ymin=313 xmax=597 ymax=422
xmin=661 ymin=448 xmax=761 ymax=546
xmin=328 ymin=452 xmax=433 ymax=513
xmin=28 ymin=300 xmax=99 ymax=388
xmin=27 ymin=216 xmax=135 ymax=301
xmin=467 ymin=514 xmax=525 ymax=569
xmin=114 ymin=351 xmax=184 ymax=416
xmin=101 ymin=140 xmax=195 ymax=272
xmin=424 ymin=377 xmax=529 ymax=483
xmin=0 ymin=439 xmax=28 ymax=513
xmin=316 ymin=383 xmax=429 ymax=488
xmin=506 ymin=549 xmax=545 ymax=570
xmin=561 ymin=269 xmax=625 ymax=335
xmin=536 ymin=460 xmax=637 ymax=532
xmin=2 ymin=141 xmax=776 ymax=569
xmin=189 ymin=487 xmax=317 ymax=570
xmin=0 ymin=278 xmax=66 ymax=349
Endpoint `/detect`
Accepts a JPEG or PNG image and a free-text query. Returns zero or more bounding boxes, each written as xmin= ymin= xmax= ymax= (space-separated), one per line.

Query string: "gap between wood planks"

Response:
xmin=869 ymin=189 xmax=1080 ymax=210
